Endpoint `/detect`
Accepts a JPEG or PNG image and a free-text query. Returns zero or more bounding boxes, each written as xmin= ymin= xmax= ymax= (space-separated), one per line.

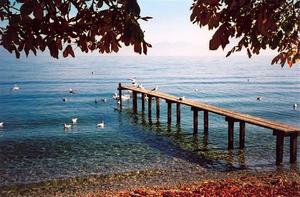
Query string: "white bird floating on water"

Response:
xmin=112 ymin=93 xmax=118 ymax=100
xmin=97 ymin=121 xmax=105 ymax=128
xmin=0 ymin=122 xmax=4 ymax=128
xmin=92 ymin=71 xmax=96 ymax=75
xmin=71 ymin=118 xmax=78 ymax=124
xmin=294 ymin=103 xmax=298 ymax=110
xmin=11 ymin=84 xmax=20 ymax=91
xmin=69 ymin=88 xmax=75 ymax=94
xmin=63 ymin=97 xmax=68 ymax=102
xmin=64 ymin=123 xmax=72 ymax=129
xmin=112 ymin=93 xmax=130 ymax=100
xmin=193 ymin=88 xmax=199 ymax=92
xmin=151 ymin=85 xmax=158 ymax=91
xmin=178 ymin=96 xmax=185 ymax=101
xmin=257 ymin=97 xmax=262 ymax=101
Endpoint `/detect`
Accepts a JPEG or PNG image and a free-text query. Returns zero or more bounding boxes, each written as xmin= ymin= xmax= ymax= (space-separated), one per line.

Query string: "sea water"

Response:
xmin=0 ymin=55 xmax=299 ymax=187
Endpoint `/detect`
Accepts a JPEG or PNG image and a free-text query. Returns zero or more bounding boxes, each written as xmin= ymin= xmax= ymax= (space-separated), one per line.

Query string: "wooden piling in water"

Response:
xmin=118 ymin=83 xmax=122 ymax=110
xmin=239 ymin=121 xmax=245 ymax=149
xmin=274 ymin=130 xmax=284 ymax=165
xmin=132 ymin=91 xmax=137 ymax=113
xmin=192 ymin=107 xmax=199 ymax=135
xmin=204 ymin=110 xmax=208 ymax=134
xmin=141 ymin=93 xmax=145 ymax=112
xmin=227 ymin=118 xmax=234 ymax=150
xmin=148 ymin=95 xmax=152 ymax=119
xmin=290 ymin=133 xmax=297 ymax=163
xmin=156 ymin=97 xmax=160 ymax=122
xmin=176 ymin=103 xmax=181 ymax=125
xmin=167 ymin=101 xmax=172 ymax=124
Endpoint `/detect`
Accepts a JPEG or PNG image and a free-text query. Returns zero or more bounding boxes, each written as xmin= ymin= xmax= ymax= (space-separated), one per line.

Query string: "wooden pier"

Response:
xmin=118 ymin=83 xmax=300 ymax=165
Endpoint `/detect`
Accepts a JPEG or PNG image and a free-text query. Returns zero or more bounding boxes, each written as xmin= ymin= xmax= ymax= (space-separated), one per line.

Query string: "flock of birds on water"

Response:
xmin=0 ymin=75 xmax=298 ymax=130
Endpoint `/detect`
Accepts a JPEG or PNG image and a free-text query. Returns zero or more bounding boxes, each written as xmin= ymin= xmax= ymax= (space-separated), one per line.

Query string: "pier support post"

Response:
xmin=192 ymin=107 xmax=199 ymax=135
xmin=176 ymin=103 xmax=181 ymax=125
xmin=132 ymin=91 xmax=137 ymax=113
xmin=141 ymin=93 xmax=145 ymax=112
xmin=156 ymin=97 xmax=160 ymax=122
xmin=274 ymin=130 xmax=284 ymax=165
xmin=239 ymin=121 xmax=245 ymax=149
xmin=118 ymin=83 xmax=122 ymax=110
xmin=204 ymin=110 xmax=208 ymax=134
xmin=227 ymin=118 xmax=234 ymax=150
xmin=167 ymin=101 xmax=172 ymax=125
xmin=148 ymin=95 xmax=152 ymax=120
xmin=290 ymin=133 xmax=298 ymax=164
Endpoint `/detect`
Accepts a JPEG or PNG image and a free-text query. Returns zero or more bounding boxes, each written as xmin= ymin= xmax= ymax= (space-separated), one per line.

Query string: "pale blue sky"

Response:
xmin=120 ymin=0 xmax=217 ymax=56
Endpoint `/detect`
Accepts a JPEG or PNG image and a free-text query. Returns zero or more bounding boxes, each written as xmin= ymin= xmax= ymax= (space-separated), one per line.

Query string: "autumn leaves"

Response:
xmin=191 ymin=0 xmax=300 ymax=67
xmin=0 ymin=0 xmax=152 ymax=59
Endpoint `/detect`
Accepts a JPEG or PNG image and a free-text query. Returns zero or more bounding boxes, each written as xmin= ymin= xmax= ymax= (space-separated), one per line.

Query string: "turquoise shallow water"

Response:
xmin=0 ymin=55 xmax=299 ymax=186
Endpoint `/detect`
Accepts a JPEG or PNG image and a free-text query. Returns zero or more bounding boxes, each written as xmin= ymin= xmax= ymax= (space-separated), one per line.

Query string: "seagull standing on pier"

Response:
xmin=151 ymin=85 xmax=158 ymax=91
xmin=128 ymin=77 xmax=136 ymax=83
xmin=178 ymin=96 xmax=185 ymax=101
xmin=137 ymin=84 xmax=144 ymax=89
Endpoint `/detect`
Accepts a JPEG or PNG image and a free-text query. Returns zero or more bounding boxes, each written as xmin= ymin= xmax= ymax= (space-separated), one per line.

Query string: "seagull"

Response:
xmin=132 ymin=82 xmax=138 ymax=87
xmin=112 ymin=93 xmax=118 ymax=100
xmin=97 ymin=121 xmax=105 ymax=128
xmin=257 ymin=97 xmax=262 ymax=101
xmin=69 ymin=88 xmax=75 ymax=94
xmin=294 ymin=103 xmax=298 ymax=110
xmin=128 ymin=77 xmax=136 ymax=83
xmin=64 ymin=123 xmax=72 ymax=129
xmin=63 ymin=97 xmax=68 ymax=102
xmin=101 ymin=98 xmax=107 ymax=102
xmin=151 ymin=85 xmax=158 ymax=91
xmin=71 ymin=118 xmax=78 ymax=124
xmin=178 ymin=96 xmax=185 ymax=101
xmin=122 ymin=94 xmax=130 ymax=100
xmin=0 ymin=122 xmax=4 ymax=128
xmin=137 ymin=84 xmax=144 ymax=89
xmin=193 ymin=88 xmax=199 ymax=92
xmin=92 ymin=71 xmax=96 ymax=75
xmin=11 ymin=84 xmax=20 ymax=91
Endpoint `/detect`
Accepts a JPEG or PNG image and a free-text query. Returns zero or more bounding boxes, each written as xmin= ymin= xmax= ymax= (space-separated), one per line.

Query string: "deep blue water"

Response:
xmin=0 ymin=55 xmax=299 ymax=186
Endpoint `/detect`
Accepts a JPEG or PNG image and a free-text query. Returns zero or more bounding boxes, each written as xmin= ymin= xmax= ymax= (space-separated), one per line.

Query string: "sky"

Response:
xmin=119 ymin=0 xmax=218 ymax=56
xmin=112 ymin=0 xmax=275 ymax=57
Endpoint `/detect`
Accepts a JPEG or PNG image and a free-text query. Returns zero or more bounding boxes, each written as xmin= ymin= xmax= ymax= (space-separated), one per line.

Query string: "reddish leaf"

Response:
xmin=63 ymin=45 xmax=75 ymax=58
xmin=20 ymin=1 xmax=34 ymax=15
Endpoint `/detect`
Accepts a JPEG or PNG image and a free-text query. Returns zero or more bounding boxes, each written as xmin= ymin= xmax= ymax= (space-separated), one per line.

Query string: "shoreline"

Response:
xmin=1 ymin=166 xmax=299 ymax=196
